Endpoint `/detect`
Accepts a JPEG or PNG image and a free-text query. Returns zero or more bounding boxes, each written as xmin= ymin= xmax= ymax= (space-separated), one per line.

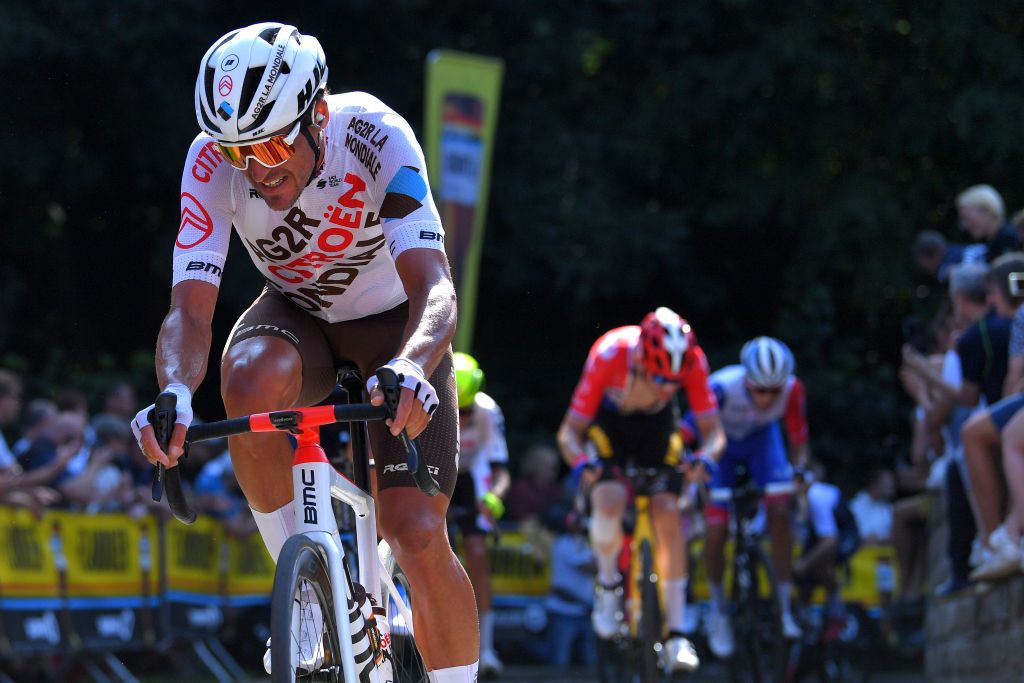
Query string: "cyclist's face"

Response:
xmin=243 ymin=118 xmax=323 ymax=211
xmin=746 ymin=380 xmax=782 ymax=410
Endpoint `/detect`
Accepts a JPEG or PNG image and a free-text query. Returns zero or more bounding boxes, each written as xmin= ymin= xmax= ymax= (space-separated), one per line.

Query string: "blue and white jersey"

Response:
xmin=709 ymin=365 xmax=808 ymax=445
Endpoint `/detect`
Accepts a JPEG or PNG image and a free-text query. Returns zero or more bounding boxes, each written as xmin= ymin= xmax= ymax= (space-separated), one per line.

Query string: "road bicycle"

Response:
xmin=150 ymin=366 xmax=436 ymax=683
xmin=709 ymin=463 xmax=786 ymax=683
xmin=595 ymin=465 xmax=682 ymax=683
xmin=783 ymin=598 xmax=874 ymax=683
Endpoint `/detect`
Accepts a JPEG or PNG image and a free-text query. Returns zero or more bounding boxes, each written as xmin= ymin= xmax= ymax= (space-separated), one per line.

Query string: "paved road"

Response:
xmin=498 ymin=664 xmax=927 ymax=682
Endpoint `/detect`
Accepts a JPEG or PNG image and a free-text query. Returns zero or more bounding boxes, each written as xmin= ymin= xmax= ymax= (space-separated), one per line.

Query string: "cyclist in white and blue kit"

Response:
xmin=700 ymin=337 xmax=810 ymax=658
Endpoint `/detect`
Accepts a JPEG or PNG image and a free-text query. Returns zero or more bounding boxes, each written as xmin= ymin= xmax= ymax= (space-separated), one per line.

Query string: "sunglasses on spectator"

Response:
xmin=215 ymin=119 xmax=303 ymax=171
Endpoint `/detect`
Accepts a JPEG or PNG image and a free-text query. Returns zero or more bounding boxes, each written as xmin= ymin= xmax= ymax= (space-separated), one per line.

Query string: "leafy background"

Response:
xmin=4 ymin=0 xmax=1022 ymax=490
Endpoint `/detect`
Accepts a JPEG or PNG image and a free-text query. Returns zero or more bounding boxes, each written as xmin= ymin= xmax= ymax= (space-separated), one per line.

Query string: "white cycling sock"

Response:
xmin=595 ymin=548 xmax=621 ymax=586
xmin=428 ymin=662 xmax=479 ymax=683
xmin=480 ymin=610 xmax=494 ymax=654
xmin=778 ymin=581 xmax=793 ymax=616
xmin=663 ymin=578 xmax=687 ymax=633
xmin=710 ymin=582 xmax=727 ymax=615
xmin=252 ymin=501 xmax=297 ymax=563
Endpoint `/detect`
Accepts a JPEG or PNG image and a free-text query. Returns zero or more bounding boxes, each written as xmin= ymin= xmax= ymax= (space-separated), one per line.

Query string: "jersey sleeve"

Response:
xmin=681 ymin=346 xmax=718 ymax=417
xmin=373 ymin=113 xmax=445 ymax=261
xmin=478 ymin=395 xmax=509 ymax=466
xmin=569 ymin=340 xmax=616 ymax=422
xmin=784 ymin=378 xmax=809 ymax=447
xmin=173 ymin=135 xmax=234 ymax=288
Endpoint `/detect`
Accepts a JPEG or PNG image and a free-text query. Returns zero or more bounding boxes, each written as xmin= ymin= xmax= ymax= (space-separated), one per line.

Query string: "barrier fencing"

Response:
xmin=0 ymin=506 xmax=273 ymax=663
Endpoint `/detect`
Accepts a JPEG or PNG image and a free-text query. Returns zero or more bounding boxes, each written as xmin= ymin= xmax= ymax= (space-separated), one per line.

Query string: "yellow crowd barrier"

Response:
xmin=0 ymin=506 xmax=273 ymax=656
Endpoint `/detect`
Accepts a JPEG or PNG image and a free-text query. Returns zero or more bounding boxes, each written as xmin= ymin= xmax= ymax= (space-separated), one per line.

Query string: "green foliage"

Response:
xmin=5 ymin=0 xmax=1024 ymax=486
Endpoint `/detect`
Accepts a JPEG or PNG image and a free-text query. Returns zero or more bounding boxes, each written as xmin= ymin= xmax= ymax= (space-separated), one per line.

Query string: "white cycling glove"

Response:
xmin=130 ymin=383 xmax=195 ymax=448
xmin=365 ymin=357 xmax=440 ymax=416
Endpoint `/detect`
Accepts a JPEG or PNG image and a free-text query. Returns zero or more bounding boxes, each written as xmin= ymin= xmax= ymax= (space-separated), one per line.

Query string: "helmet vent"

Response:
xmin=237 ymin=65 xmax=265 ymax=118
xmin=258 ymin=27 xmax=280 ymax=44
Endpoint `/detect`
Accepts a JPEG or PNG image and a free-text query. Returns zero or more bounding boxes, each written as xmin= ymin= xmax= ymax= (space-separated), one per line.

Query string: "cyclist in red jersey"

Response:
xmin=556 ymin=307 xmax=726 ymax=674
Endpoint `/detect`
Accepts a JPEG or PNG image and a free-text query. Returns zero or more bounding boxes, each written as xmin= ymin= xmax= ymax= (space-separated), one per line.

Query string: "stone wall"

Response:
xmin=924 ymin=479 xmax=1024 ymax=683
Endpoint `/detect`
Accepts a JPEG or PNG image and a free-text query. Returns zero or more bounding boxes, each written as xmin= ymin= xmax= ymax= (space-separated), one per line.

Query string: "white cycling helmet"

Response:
xmin=195 ymin=22 xmax=328 ymax=144
xmin=740 ymin=336 xmax=795 ymax=388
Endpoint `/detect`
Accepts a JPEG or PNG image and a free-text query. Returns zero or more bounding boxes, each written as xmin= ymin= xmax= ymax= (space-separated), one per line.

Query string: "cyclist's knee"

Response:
xmin=221 ymin=338 xmax=301 ymax=414
xmin=589 ymin=510 xmax=622 ymax=551
xmin=379 ymin=494 xmax=447 ymax=560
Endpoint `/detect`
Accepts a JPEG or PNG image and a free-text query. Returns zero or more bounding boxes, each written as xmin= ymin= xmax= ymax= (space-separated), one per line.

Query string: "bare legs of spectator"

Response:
xmin=961 ymin=411 xmax=1007 ymax=543
xmin=891 ymin=495 xmax=930 ymax=601
xmin=1002 ymin=410 xmax=1024 ymax=556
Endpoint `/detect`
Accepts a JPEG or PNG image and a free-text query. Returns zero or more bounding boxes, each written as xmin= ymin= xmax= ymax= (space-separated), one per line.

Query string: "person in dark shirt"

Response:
xmin=912 ymin=230 xmax=988 ymax=284
xmin=951 ymin=253 xmax=1024 ymax=583
xmin=957 ymin=184 xmax=1021 ymax=262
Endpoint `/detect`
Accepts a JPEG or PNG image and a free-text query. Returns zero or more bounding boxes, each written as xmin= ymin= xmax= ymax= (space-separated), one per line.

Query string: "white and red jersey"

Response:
xmin=569 ymin=326 xmax=718 ymax=422
xmin=709 ymin=365 xmax=809 ymax=445
xmin=459 ymin=392 xmax=509 ymax=472
xmin=173 ymin=92 xmax=445 ymax=323
xmin=459 ymin=392 xmax=508 ymax=499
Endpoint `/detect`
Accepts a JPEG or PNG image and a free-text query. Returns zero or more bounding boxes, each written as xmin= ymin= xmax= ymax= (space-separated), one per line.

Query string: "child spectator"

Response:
xmin=537 ymin=501 xmax=596 ymax=668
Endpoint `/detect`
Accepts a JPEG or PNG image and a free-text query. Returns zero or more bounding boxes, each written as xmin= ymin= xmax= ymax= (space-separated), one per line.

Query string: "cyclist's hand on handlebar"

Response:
xmin=130 ymin=384 xmax=193 ymax=468
xmin=367 ymin=358 xmax=439 ymax=438
xmin=683 ymin=451 xmax=717 ymax=483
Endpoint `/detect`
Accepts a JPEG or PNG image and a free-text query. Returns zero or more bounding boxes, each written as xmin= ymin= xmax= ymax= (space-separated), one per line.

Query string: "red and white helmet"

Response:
xmin=639 ymin=307 xmax=695 ymax=379
xmin=195 ymin=22 xmax=328 ymax=144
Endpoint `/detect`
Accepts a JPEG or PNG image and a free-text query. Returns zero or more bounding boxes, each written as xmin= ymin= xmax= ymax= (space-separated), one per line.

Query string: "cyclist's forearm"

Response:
xmin=556 ymin=416 xmax=587 ymax=466
xmin=156 ymin=306 xmax=213 ymax=392
xmin=489 ymin=465 xmax=511 ymax=499
xmin=394 ymin=254 xmax=457 ymax=376
xmin=791 ymin=443 xmax=810 ymax=469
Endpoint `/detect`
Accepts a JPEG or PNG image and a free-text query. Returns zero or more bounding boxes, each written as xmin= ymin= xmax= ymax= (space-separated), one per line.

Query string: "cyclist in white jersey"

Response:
xmin=701 ymin=337 xmax=810 ymax=658
xmin=130 ymin=23 xmax=478 ymax=682
xmin=450 ymin=353 xmax=510 ymax=678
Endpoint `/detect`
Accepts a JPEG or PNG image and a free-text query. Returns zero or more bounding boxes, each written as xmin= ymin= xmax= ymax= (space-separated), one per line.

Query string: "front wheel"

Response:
xmin=379 ymin=540 xmax=429 ymax=683
xmin=637 ymin=539 xmax=664 ymax=683
xmin=271 ymin=535 xmax=343 ymax=683
xmin=730 ymin=542 xmax=784 ymax=683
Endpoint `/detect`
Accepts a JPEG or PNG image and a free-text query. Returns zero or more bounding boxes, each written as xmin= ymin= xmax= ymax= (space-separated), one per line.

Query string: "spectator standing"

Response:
xmin=12 ymin=399 xmax=58 ymax=458
xmin=506 ymin=444 xmax=564 ymax=522
xmin=537 ymin=502 xmax=597 ymax=669
xmin=912 ymin=230 xmax=987 ymax=284
xmin=957 ymin=184 xmax=1021 ymax=262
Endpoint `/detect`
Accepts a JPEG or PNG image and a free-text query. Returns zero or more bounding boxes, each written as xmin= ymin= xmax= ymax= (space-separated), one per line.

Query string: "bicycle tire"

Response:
xmin=637 ymin=539 xmax=663 ymax=683
xmin=730 ymin=542 xmax=784 ymax=683
xmin=379 ymin=540 xmax=429 ymax=683
xmin=271 ymin=535 xmax=344 ymax=683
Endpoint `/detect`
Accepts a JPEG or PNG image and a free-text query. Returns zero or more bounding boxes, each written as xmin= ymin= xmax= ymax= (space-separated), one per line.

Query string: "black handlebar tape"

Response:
xmin=374 ymin=367 xmax=440 ymax=497
xmin=152 ymin=391 xmax=197 ymax=524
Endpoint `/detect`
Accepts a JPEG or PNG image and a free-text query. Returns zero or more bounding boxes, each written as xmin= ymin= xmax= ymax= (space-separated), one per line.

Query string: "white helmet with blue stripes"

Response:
xmin=740 ymin=336 xmax=795 ymax=388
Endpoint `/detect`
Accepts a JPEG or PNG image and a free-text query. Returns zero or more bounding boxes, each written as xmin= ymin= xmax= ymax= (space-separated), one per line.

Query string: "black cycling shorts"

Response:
xmin=225 ymin=285 xmax=458 ymax=497
xmin=448 ymin=471 xmax=488 ymax=537
xmin=588 ymin=400 xmax=684 ymax=496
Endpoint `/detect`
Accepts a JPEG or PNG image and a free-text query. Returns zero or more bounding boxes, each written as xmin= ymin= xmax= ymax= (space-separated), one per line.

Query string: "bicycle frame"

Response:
xmin=150 ymin=367 xmax=434 ymax=683
xmin=626 ymin=494 xmax=659 ymax=636
xmin=290 ymin=419 xmax=391 ymax=683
